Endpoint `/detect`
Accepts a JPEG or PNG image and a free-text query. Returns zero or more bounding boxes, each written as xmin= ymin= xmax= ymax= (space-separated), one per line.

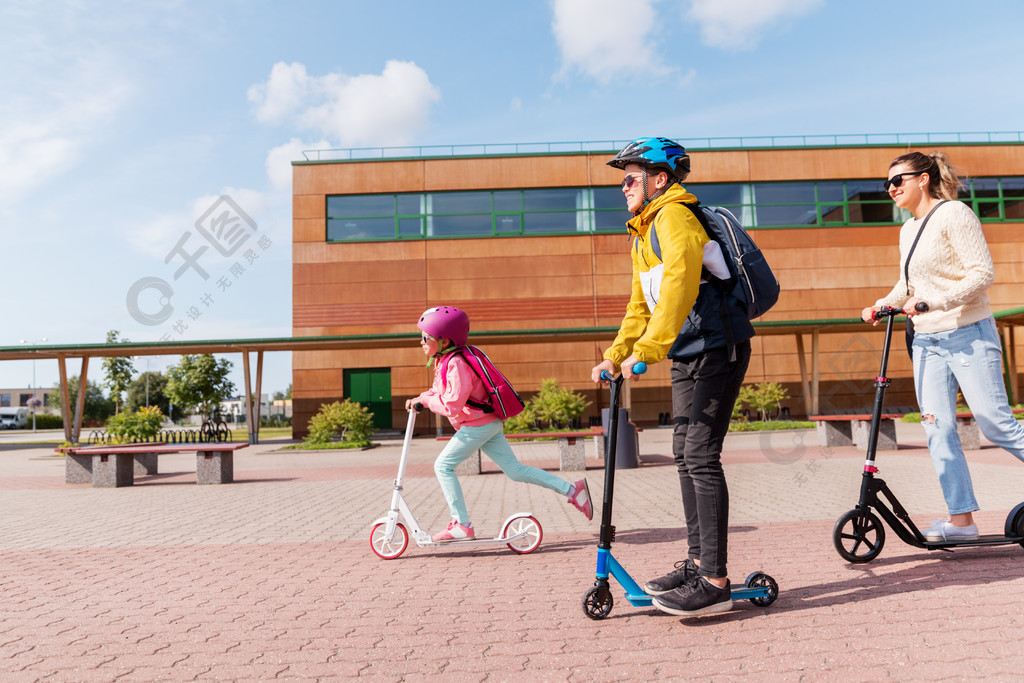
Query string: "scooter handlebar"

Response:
xmin=871 ymin=302 xmax=928 ymax=321
xmin=599 ymin=362 xmax=647 ymax=382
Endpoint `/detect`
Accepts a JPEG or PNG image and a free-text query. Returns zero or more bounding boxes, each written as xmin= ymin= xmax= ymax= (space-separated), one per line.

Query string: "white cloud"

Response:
xmin=0 ymin=55 xmax=132 ymax=206
xmin=265 ymin=138 xmax=331 ymax=192
xmin=686 ymin=0 xmax=824 ymax=50
xmin=248 ymin=60 xmax=441 ymax=148
xmin=551 ymin=0 xmax=671 ymax=83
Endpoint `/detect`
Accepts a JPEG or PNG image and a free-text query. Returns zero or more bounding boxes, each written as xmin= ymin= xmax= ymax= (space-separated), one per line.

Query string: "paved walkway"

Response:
xmin=2 ymin=422 xmax=1024 ymax=680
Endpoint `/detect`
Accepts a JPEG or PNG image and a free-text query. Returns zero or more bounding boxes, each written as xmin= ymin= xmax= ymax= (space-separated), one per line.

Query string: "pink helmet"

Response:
xmin=418 ymin=306 xmax=470 ymax=346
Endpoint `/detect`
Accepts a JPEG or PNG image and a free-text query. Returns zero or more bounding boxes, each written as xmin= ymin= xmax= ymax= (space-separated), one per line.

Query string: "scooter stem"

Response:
xmin=599 ymin=375 xmax=622 ymax=550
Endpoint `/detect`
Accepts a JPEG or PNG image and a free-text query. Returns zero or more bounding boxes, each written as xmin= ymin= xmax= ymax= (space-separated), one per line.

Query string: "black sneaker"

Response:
xmin=653 ymin=577 xmax=732 ymax=616
xmin=643 ymin=559 xmax=699 ymax=595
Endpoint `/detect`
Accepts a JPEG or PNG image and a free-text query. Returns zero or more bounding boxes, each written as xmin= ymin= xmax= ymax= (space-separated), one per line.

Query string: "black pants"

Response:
xmin=671 ymin=340 xmax=751 ymax=579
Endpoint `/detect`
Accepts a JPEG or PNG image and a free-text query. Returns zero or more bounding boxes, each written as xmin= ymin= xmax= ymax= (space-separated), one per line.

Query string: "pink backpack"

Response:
xmin=439 ymin=345 xmax=525 ymax=420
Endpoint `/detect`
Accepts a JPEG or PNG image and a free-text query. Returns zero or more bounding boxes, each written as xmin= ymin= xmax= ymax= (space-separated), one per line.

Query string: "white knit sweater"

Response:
xmin=875 ymin=200 xmax=994 ymax=333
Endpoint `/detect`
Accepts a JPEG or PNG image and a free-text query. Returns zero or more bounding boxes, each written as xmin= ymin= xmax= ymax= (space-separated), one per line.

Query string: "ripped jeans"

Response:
xmin=913 ymin=316 xmax=1024 ymax=515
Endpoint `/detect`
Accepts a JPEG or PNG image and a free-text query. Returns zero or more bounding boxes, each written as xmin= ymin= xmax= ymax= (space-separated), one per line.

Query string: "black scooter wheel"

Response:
xmin=744 ymin=572 xmax=779 ymax=607
xmin=1004 ymin=502 xmax=1024 ymax=547
xmin=582 ymin=586 xmax=613 ymax=620
xmin=833 ymin=508 xmax=886 ymax=563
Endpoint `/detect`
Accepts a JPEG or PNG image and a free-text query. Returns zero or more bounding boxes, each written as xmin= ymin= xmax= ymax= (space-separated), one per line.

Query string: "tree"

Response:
xmin=273 ymin=383 xmax=292 ymax=401
xmin=165 ymin=354 xmax=235 ymax=417
xmin=125 ymin=371 xmax=170 ymax=416
xmin=101 ymin=330 xmax=135 ymax=414
xmin=46 ymin=376 xmax=115 ymax=423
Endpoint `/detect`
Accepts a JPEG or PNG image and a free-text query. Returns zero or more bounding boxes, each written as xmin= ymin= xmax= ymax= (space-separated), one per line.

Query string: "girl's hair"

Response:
xmin=889 ymin=150 xmax=963 ymax=201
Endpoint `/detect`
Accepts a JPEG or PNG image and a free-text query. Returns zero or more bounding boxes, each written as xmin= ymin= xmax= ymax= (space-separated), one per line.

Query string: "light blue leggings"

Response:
xmin=435 ymin=420 xmax=572 ymax=524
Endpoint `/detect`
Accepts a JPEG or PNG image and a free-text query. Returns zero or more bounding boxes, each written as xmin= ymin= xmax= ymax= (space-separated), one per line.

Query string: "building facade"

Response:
xmin=291 ymin=137 xmax=1024 ymax=436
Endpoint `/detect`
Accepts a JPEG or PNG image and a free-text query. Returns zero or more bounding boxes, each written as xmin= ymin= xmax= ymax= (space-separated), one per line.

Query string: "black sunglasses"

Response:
xmin=622 ymin=173 xmax=643 ymax=190
xmin=883 ymin=171 xmax=925 ymax=191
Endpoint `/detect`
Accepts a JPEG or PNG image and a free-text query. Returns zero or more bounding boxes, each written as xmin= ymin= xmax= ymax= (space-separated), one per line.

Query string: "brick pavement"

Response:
xmin=2 ymin=424 xmax=1024 ymax=680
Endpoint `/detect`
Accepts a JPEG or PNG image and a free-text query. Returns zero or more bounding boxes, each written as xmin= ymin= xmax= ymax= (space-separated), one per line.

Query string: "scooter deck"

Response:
xmin=921 ymin=533 xmax=1024 ymax=550
xmin=428 ymin=532 xmax=528 ymax=547
xmin=623 ymin=583 xmax=773 ymax=607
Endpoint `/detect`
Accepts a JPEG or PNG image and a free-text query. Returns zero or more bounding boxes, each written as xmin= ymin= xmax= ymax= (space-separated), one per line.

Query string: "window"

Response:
xmin=19 ymin=394 xmax=31 ymax=407
xmin=0 ymin=394 xmax=9 ymax=407
xmin=324 ymin=176 xmax=1024 ymax=242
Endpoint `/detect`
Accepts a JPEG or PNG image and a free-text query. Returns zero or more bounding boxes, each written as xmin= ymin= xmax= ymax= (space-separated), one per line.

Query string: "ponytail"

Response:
xmin=889 ymin=150 xmax=963 ymax=200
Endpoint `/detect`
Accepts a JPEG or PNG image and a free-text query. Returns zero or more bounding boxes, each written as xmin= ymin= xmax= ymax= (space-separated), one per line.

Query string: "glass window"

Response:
xmin=430 ymin=214 xmax=491 ymax=236
xmin=691 ymin=183 xmax=746 ymax=206
xmin=756 ymin=204 xmax=817 ymax=227
xmin=398 ymin=218 xmax=423 ymax=237
xmin=523 ymin=188 xmax=582 ymax=212
xmin=523 ymin=212 xmax=579 ymax=233
xmin=0 ymin=394 xmax=9 ymax=407
xmin=593 ymin=187 xmax=625 ymax=211
xmin=977 ymin=202 xmax=1002 ymax=219
xmin=495 ymin=215 xmax=521 ymax=234
xmin=327 ymin=195 xmax=394 ymax=218
xmin=328 ymin=217 xmax=395 ymax=241
xmin=816 ymin=182 xmax=845 ymax=203
xmin=844 ymin=181 xmax=889 ymax=202
xmin=397 ymin=194 xmax=423 ymax=215
xmin=1003 ymin=178 xmax=1024 ymax=219
xmin=429 ymin=192 xmax=492 ymax=215
xmin=971 ymin=178 xmax=1000 ymax=199
xmin=493 ymin=191 xmax=522 ymax=212
xmin=753 ymin=182 xmax=815 ymax=204
xmin=594 ymin=208 xmax=630 ymax=232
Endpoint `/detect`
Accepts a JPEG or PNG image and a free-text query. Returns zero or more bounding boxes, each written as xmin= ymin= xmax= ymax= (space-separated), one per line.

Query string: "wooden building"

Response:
xmin=291 ymin=138 xmax=1024 ymax=436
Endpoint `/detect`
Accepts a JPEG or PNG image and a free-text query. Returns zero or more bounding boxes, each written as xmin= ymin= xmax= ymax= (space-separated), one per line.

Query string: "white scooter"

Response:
xmin=369 ymin=407 xmax=544 ymax=559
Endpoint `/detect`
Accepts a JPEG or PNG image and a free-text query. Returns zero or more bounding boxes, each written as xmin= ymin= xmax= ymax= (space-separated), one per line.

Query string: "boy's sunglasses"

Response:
xmin=622 ymin=174 xmax=643 ymax=190
xmin=883 ymin=171 xmax=925 ymax=191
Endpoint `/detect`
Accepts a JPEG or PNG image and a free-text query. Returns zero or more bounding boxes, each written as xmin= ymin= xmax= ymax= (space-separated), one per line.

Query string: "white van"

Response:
xmin=0 ymin=407 xmax=30 ymax=429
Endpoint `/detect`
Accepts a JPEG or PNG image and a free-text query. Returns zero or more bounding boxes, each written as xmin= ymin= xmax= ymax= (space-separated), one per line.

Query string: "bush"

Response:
xmin=105 ymin=406 xmax=165 ymax=444
xmin=29 ymin=413 xmax=63 ymax=429
xmin=501 ymin=379 xmax=589 ymax=433
xmin=734 ymin=382 xmax=789 ymax=422
xmin=305 ymin=399 xmax=374 ymax=447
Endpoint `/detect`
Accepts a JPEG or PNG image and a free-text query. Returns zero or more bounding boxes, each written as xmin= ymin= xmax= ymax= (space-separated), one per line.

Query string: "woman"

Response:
xmin=862 ymin=151 xmax=1024 ymax=541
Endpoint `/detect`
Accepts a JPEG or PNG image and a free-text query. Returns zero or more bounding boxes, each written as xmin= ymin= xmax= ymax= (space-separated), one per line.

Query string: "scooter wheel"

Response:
xmin=502 ymin=515 xmax=543 ymax=554
xmin=833 ymin=508 xmax=886 ymax=563
xmin=744 ymin=572 xmax=779 ymax=607
xmin=1004 ymin=502 xmax=1024 ymax=547
xmin=582 ymin=586 xmax=613 ymax=620
xmin=370 ymin=522 xmax=409 ymax=559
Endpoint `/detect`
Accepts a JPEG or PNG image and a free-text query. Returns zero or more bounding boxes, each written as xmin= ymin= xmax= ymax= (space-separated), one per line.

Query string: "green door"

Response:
xmin=344 ymin=368 xmax=392 ymax=430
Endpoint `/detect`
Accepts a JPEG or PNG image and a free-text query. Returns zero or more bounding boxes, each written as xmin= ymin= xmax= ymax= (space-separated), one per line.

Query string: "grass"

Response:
xmin=282 ymin=440 xmax=371 ymax=451
xmin=728 ymin=420 xmax=815 ymax=432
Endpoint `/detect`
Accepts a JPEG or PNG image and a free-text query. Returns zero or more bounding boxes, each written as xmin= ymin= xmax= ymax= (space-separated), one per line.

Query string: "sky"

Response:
xmin=2 ymin=0 xmax=1023 ymax=400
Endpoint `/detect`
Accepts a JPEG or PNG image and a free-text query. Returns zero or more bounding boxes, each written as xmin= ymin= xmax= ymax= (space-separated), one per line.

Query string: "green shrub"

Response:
xmin=501 ymin=379 xmax=590 ymax=433
xmin=502 ymin=404 xmax=538 ymax=434
xmin=735 ymin=382 xmax=789 ymax=421
xmin=305 ymin=399 xmax=374 ymax=447
xmin=105 ymin=406 xmax=165 ymax=444
xmin=30 ymin=413 xmax=63 ymax=429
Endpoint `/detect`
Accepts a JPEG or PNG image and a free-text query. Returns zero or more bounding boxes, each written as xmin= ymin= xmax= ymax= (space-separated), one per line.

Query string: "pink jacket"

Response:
xmin=415 ymin=353 xmax=499 ymax=430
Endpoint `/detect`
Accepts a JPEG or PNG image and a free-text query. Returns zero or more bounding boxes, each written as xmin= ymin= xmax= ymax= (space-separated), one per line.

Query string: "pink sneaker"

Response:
xmin=568 ymin=479 xmax=593 ymax=521
xmin=432 ymin=518 xmax=475 ymax=541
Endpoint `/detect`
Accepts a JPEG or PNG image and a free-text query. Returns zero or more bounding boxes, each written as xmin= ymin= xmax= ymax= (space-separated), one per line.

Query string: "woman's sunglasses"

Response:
xmin=883 ymin=171 xmax=925 ymax=191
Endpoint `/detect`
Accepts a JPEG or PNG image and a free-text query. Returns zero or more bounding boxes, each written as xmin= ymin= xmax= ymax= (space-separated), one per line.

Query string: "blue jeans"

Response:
xmin=913 ymin=317 xmax=1024 ymax=515
xmin=434 ymin=420 xmax=572 ymax=524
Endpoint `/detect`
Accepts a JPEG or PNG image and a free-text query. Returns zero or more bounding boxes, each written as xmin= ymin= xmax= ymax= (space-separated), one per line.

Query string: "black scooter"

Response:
xmin=832 ymin=305 xmax=1024 ymax=563
xmin=582 ymin=366 xmax=779 ymax=619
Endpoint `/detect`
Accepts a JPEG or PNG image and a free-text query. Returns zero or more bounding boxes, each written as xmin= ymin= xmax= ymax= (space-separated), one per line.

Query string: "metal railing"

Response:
xmin=301 ymin=132 xmax=1024 ymax=162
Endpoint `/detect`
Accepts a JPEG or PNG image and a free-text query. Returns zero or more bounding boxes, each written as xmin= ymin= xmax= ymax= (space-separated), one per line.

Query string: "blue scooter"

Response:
xmin=582 ymin=364 xmax=779 ymax=619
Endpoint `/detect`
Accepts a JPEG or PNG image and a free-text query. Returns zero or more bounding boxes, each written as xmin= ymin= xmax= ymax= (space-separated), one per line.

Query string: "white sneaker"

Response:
xmin=922 ymin=519 xmax=979 ymax=541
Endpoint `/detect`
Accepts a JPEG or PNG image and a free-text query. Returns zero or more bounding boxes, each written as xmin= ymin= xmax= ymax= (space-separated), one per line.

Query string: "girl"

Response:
xmin=406 ymin=306 xmax=593 ymax=541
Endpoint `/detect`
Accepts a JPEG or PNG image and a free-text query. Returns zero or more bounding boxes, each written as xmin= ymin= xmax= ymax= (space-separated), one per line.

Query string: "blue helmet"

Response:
xmin=607 ymin=137 xmax=690 ymax=181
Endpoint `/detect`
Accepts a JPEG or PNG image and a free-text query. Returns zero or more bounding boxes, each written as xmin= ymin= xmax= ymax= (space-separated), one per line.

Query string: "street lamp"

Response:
xmin=19 ymin=337 xmax=47 ymax=432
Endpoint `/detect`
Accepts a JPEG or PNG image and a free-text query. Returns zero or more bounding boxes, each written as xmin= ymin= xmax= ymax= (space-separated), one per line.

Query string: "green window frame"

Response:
xmin=324 ymin=177 xmax=1024 ymax=242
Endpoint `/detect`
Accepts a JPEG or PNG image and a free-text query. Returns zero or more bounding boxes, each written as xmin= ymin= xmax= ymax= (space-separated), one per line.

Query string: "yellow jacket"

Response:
xmin=604 ymin=184 xmax=708 ymax=368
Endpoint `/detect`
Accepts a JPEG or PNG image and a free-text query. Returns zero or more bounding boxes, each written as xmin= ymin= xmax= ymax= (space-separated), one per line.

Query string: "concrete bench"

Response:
xmin=60 ymin=443 xmax=250 ymax=488
xmin=809 ymin=414 xmax=901 ymax=451
xmin=951 ymin=408 xmax=1024 ymax=450
xmin=437 ymin=428 xmax=603 ymax=475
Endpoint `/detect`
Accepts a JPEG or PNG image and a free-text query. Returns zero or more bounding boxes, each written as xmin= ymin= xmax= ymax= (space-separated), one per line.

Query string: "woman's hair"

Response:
xmin=889 ymin=150 xmax=963 ymax=200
